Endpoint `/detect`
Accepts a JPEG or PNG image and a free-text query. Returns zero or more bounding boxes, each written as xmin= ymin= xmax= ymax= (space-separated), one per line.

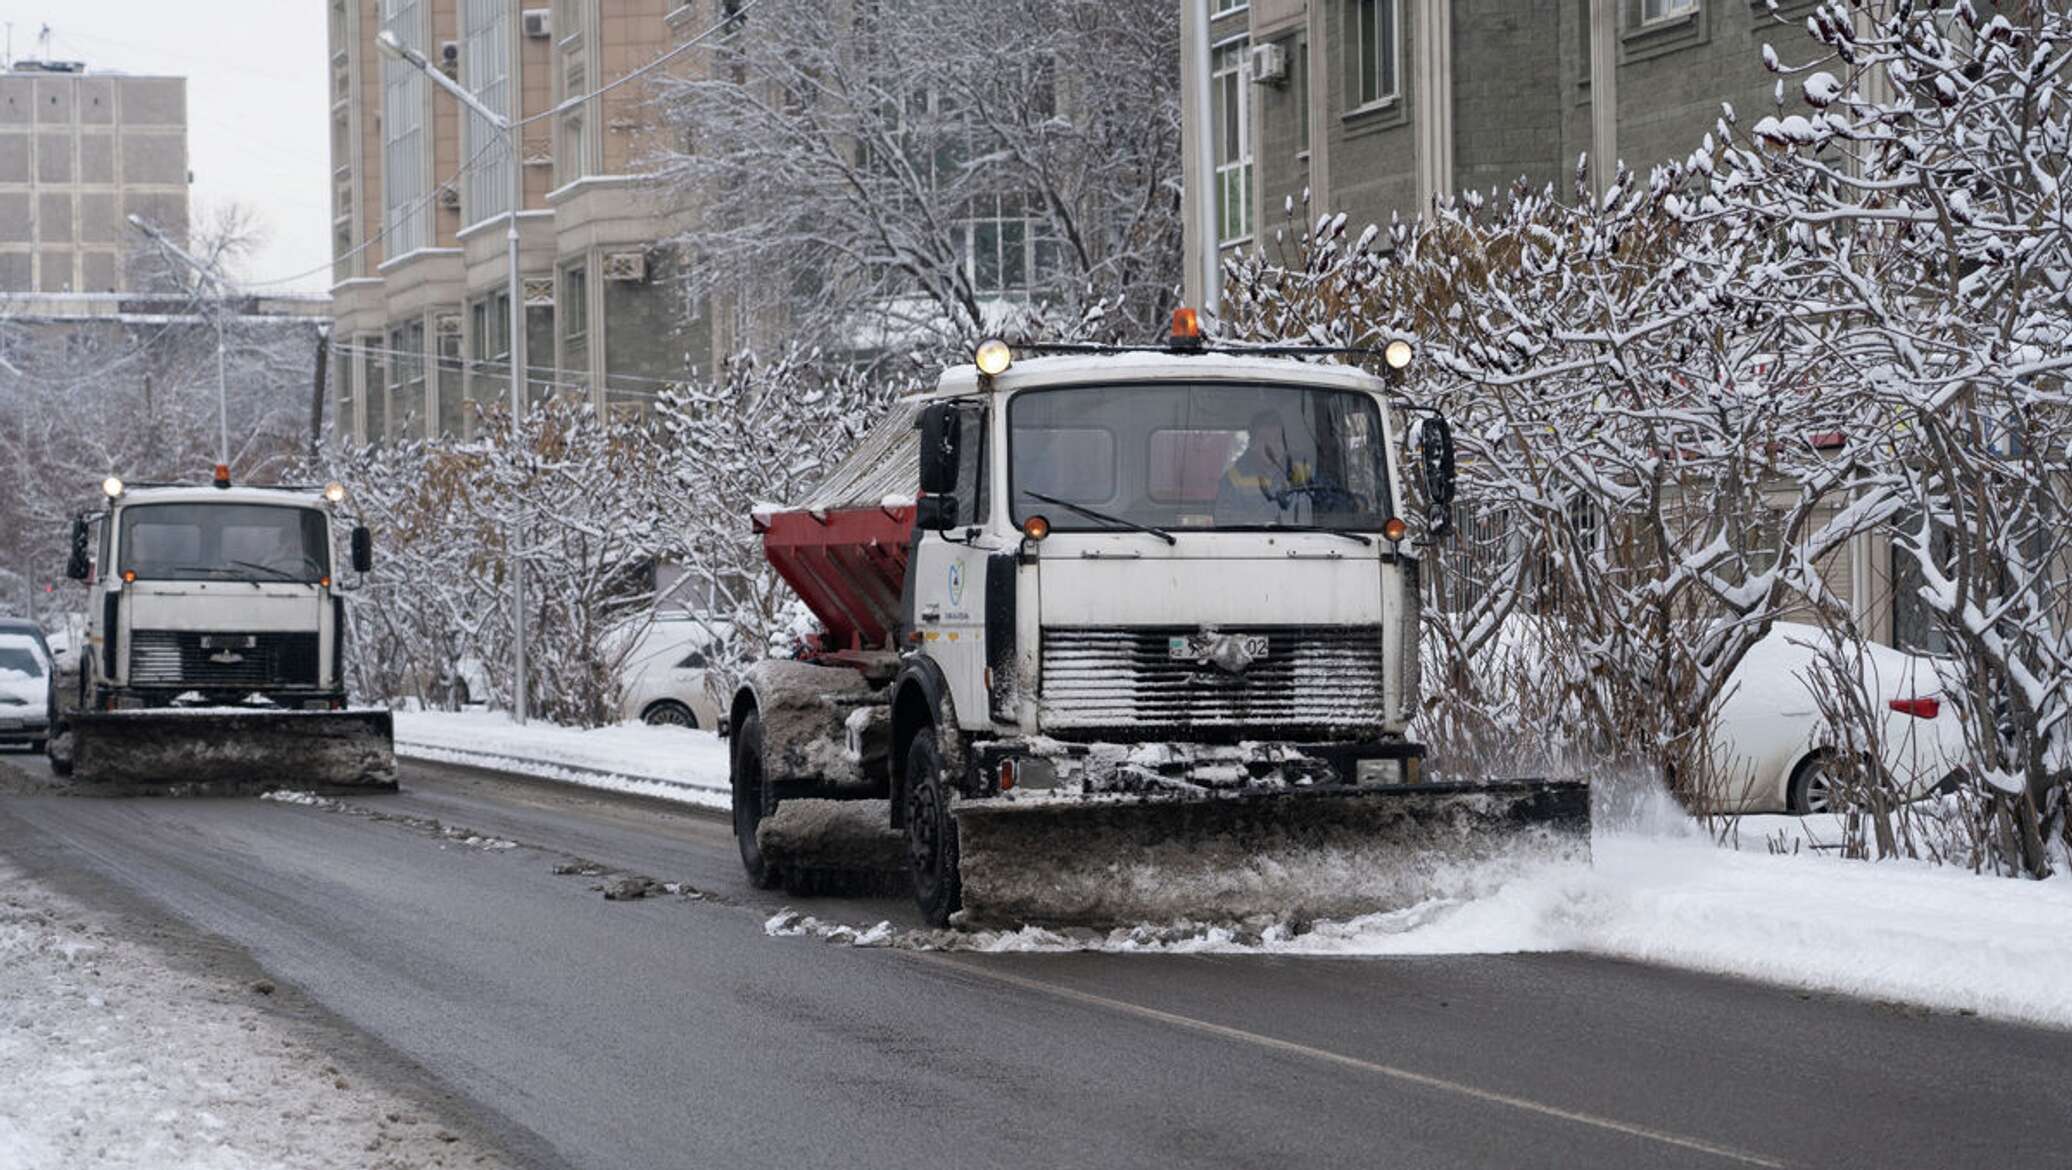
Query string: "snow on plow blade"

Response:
xmin=952 ymin=779 xmax=1590 ymax=930
xmin=68 ymin=709 xmax=398 ymax=794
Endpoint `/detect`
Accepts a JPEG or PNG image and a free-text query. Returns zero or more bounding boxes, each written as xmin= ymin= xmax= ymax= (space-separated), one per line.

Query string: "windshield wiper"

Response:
xmin=1260 ymin=524 xmax=1372 ymax=547
xmin=226 ymin=560 xmax=304 ymax=583
xmin=1023 ymin=491 xmax=1178 ymax=546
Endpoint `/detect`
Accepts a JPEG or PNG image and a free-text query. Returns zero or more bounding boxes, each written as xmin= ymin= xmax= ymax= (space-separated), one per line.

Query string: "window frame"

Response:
xmin=1211 ymin=37 xmax=1253 ymax=247
xmin=1344 ymin=0 xmax=1401 ymax=114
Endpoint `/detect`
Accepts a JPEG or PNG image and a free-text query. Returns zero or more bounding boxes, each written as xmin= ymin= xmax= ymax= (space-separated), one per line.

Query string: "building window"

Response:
xmin=1640 ymin=0 xmax=1698 ymax=24
xmin=380 ymin=0 xmax=431 ymax=255
xmin=1346 ymin=0 xmax=1399 ymax=110
xmin=558 ymin=60 xmax=590 ymax=185
xmin=388 ymin=319 xmax=426 ymax=439
xmin=1295 ymin=38 xmax=1310 ymax=158
xmin=1212 ymin=0 xmax=1248 ymax=14
xmin=562 ymin=265 xmax=587 ymax=341
xmin=958 ymin=194 xmax=1054 ymax=298
xmin=460 ymin=0 xmax=511 ymax=226
xmin=1212 ymin=40 xmax=1251 ymax=246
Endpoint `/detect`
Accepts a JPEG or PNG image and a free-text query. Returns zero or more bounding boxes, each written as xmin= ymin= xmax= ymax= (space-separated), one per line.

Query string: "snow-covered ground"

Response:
xmin=392 ymin=710 xmax=729 ymax=810
xmin=0 ymin=860 xmax=509 ymax=1170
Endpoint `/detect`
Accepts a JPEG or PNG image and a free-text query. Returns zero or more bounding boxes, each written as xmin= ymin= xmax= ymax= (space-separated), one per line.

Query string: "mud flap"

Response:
xmin=68 ymin=709 xmax=398 ymax=794
xmin=951 ymin=779 xmax=1590 ymax=930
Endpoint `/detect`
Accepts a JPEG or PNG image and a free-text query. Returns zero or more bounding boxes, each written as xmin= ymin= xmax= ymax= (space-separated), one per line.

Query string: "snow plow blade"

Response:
xmin=67 ymin=709 xmax=398 ymax=794
xmin=952 ymin=779 xmax=1589 ymax=930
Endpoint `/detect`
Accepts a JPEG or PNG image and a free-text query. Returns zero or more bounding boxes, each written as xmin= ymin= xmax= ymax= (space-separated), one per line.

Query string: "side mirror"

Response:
xmin=1418 ymin=416 xmax=1456 ymax=539
xmin=914 ymin=494 xmax=957 ymax=532
xmin=65 ymin=519 xmax=91 ymax=581
xmin=351 ymin=526 xmax=374 ymax=574
xmin=917 ymin=403 xmax=960 ymax=496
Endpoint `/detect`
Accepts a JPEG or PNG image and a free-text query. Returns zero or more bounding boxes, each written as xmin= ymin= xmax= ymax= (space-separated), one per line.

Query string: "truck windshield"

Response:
xmin=1009 ymin=382 xmax=1393 ymax=534
xmin=118 ymin=503 xmax=331 ymax=583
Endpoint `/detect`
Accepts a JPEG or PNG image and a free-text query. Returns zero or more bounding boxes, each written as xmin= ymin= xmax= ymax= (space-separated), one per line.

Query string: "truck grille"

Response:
xmin=1038 ymin=625 xmax=1389 ymax=736
xmin=129 ymin=631 xmax=320 ymax=689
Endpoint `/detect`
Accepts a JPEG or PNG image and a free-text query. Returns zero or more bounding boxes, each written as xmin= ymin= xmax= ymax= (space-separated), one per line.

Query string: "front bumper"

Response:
xmin=969 ymin=736 xmax=1425 ymax=798
xmin=101 ymin=686 xmax=348 ymax=711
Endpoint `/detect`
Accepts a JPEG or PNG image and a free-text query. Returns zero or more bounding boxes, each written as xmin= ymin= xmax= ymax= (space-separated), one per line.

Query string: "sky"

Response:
xmin=2 ymin=1 xmax=332 ymax=293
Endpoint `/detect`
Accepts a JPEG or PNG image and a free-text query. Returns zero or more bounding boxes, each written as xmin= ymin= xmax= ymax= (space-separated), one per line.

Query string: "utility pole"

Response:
xmin=309 ymin=324 xmax=330 ymax=456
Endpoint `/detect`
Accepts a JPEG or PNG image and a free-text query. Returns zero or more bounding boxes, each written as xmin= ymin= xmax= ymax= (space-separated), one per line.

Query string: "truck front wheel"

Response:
xmin=904 ymin=728 xmax=961 ymax=926
xmin=731 ymin=709 xmax=781 ymax=889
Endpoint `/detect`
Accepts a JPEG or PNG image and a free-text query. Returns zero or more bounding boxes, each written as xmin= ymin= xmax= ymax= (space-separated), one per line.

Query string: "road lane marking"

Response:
xmin=912 ymin=954 xmax=1786 ymax=1168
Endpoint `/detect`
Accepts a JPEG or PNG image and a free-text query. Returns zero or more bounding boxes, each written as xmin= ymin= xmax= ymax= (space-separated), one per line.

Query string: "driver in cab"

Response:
xmin=1216 ymin=410 xmax=1314 ymax=521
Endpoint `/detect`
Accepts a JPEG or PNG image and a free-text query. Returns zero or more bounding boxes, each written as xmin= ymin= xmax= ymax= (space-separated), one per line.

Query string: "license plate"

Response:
xmin=200 ymin=635 xmax=257 ymax=650
xmin=1168 ymin=633 xmax=1270 ymax=662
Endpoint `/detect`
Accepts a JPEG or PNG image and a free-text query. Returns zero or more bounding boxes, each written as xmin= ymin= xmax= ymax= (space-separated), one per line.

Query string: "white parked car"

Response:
xmin=1710 ymin=623 xmax=1966 ymax=814
xmin=0 ymin=632 xmax=53 ymax=752
xmin=617 ymin=617 xmax=728 ymax=730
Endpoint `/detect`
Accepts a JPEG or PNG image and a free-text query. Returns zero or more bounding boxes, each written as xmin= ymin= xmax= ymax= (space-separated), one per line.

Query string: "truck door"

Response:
xmin=910 ymin=404 xmax=999 ymax=730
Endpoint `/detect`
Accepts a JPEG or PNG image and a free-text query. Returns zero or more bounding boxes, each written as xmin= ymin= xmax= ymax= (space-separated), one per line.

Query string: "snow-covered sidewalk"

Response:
xmin=0 ymin=860 xmax=510 ymax=1170
xmin=392 ymin=710 xmax=730 ymax=810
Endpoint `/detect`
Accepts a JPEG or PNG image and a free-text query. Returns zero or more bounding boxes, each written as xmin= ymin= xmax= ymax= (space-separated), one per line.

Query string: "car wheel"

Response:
xmin=1789 ymin=752 xmax=1841 ymax=815
xmin=904 ymin=728 xmax=961 ymax=927
xmin=642 ymin=700 xmax=697 ymax=729
xmin=730 ymin=709 xmax=780 ymax=889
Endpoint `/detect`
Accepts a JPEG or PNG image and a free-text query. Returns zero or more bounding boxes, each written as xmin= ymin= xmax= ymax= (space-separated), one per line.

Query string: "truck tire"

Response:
xmin=904 ymin=728 xmax=961 ymax=927
xmin=731 ymin=709 xmax=781 ymax=889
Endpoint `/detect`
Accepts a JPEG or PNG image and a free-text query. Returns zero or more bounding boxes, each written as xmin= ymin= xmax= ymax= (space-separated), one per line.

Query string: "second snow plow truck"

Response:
xmin=731 ymin=319 xmax=1588 ymax=928
xmin=48 ymin=466 xmax=396 ymax=792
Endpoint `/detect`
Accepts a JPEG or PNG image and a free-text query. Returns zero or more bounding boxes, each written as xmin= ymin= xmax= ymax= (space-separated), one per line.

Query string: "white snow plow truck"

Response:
xmin=730 ymin=315 xmax=1589 ymax=928
xmin=47 ymin=465 xmax=396 ymax=792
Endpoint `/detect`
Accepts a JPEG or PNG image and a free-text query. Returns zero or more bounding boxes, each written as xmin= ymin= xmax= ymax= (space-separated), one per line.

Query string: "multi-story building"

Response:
xmin=0 ymin=60 xmax=188 ymax=294
xmin=1180 ymin=0 xmax=1794 ymax=306
xmin=327 ymin=0 xmax=708 ymax=445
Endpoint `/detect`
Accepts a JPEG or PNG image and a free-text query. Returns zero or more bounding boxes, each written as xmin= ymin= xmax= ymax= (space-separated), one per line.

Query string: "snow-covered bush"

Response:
xmin=1706 ymin=0 xmax=2072 ymax=874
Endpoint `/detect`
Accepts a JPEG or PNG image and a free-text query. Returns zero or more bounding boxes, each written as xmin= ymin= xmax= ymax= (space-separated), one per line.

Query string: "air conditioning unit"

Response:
xmin=1249 ymin=42 xmax=1289 ymax=86
xmin=521 ymin=8 xmax=552 ymax=38
xmin=602 ymin=250 xmax=647 ymax=283
xmin=436 ymin=185 xmax=460 ymax=210
xmin=438 ymin=41 xmax=460 ymax=78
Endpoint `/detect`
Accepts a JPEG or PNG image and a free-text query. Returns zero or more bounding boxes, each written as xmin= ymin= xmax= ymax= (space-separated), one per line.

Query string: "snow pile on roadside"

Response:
xmin=773 ymin=816 xmax=2072 ymax=1030
xmin=0 ymin=862 xmax=509 ymax=1170
xmin=392 ymin=710 xmax=730 ymax=810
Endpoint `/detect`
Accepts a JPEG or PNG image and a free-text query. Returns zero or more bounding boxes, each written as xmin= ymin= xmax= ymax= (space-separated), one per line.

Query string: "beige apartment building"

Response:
xmin=0 ymin=60 xmax=188 ymax=294
xmin=327 ymin=0 xmax=711 ymax=444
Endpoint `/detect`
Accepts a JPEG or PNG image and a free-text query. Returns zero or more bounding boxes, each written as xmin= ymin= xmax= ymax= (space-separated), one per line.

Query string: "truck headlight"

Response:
xmin=102 ymin=476 xmax=124 ymax=498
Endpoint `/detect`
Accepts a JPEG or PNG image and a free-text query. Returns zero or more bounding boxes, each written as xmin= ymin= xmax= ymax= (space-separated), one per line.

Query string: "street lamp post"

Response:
xmin=126 ymin=214 xmax=230 ymax=468
xmin=378 ymin=27 xmax=530 ymax=724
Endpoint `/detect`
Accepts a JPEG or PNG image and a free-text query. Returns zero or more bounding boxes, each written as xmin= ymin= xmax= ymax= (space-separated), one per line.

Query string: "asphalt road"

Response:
xmin=2 ymin=749 xmax=2068 ymax=1170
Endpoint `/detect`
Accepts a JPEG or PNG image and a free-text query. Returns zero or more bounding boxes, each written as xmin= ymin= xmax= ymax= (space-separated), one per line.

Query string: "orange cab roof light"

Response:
xmin=212 ymin=463 xmax=232 ymax=489
xmin=1170 ymin=307 xmax=1202 ymax=348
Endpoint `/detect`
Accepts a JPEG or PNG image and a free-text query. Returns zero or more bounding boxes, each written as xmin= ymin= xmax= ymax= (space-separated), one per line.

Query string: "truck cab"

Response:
xmin=901 ymin=349 xmax=1426 ymax=788
xmin=65 ymin=475 xmax=372 ymax=714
